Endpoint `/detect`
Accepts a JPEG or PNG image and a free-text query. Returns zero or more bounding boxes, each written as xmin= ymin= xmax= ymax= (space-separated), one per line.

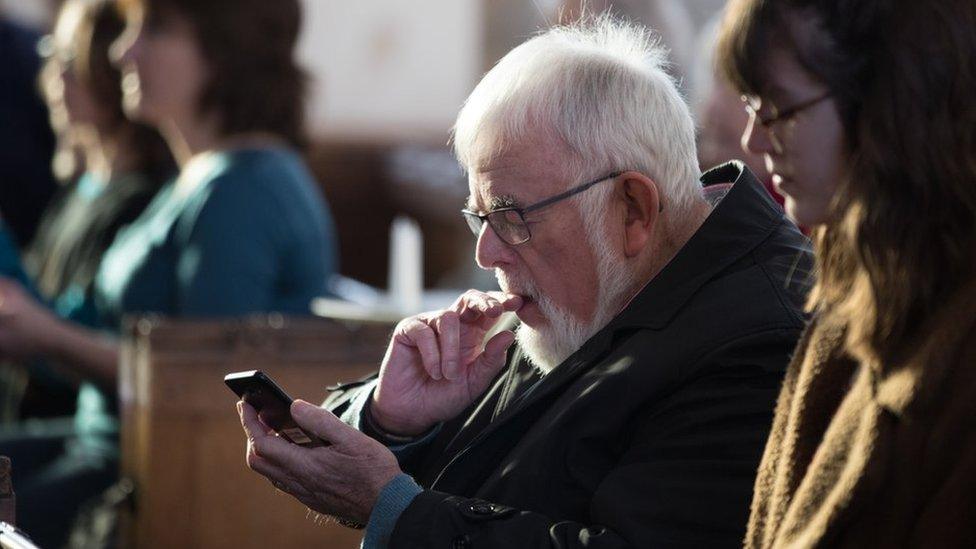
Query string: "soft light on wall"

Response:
xmin=298 ymin=0 xmax=482 ymax=140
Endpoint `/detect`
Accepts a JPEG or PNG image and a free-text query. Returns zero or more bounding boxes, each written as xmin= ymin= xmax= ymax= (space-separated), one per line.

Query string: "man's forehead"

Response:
xmin=466 ymin=154 xmax=564 ymax=211
xmin=463 ymin=126 xmax=577 ymax=210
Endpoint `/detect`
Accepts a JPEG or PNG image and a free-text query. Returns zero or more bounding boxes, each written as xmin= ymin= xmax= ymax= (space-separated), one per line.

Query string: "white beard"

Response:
xmin=499 ymin=228 xmax=637 ymax=374
xmin=514 ymin=292 xmax=588 ymax=374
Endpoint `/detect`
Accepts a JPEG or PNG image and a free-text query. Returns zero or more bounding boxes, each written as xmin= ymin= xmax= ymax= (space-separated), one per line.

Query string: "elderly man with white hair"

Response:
xmin=238 ymin=17 xmax=811 ymax=548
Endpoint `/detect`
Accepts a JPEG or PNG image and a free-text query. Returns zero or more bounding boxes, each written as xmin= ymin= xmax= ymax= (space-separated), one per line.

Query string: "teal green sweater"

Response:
xmin=95 ymin=147 xmax=336 ymax=324
xmin=3 ymin=147 xmax=337 ymax=456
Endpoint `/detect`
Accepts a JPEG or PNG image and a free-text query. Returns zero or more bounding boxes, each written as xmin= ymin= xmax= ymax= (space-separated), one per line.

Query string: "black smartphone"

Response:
xmin=224 ymin=370 xmax=326 ymax=447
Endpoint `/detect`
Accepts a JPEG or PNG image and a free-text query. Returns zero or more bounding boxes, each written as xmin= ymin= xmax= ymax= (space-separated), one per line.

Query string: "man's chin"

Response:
xmin=515 ymin=324 xmax=559 ymax=373
xmin=515 ymin=319 xmax=583 ymax=374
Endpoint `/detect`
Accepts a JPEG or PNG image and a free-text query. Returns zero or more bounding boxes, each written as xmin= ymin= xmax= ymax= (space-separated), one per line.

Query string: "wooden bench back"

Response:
xmin=0 ymin=455 xmax=12 ymax=526
xmin=118 ymin=315 xmax=392 ymax=548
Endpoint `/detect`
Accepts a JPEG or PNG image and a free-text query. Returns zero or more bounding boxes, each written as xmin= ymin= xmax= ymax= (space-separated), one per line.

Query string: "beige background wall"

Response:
xmin=297 ymin=0 xmax=482 ymax=140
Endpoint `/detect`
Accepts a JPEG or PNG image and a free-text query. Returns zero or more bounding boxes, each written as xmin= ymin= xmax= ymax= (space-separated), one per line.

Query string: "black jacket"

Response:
xmin=326 ymin=162 xmax=813 ymax=547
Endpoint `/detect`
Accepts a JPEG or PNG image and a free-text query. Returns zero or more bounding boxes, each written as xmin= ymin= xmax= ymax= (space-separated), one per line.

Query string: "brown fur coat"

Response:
xmin=746 ymin=278 xmax=976 ymax=548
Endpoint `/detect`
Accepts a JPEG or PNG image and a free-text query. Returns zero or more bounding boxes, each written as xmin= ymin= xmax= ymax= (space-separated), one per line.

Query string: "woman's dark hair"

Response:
xmin=118 ymin=0 xmax=308 ymax=149
xmin=716 ymin=0 xmax=976 ymax=365
xmin=46 ymin=0 xmax=173 ymax=184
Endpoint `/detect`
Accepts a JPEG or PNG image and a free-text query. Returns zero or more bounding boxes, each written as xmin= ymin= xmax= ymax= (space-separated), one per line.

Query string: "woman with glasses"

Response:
xmin=0 ymin=0 xmax=336 ymax=543
xmin=716 ymin=0 xmax=976 ymax=546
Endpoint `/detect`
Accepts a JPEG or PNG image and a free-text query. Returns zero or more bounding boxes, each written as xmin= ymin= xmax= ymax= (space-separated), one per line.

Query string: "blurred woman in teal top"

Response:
xmin=0 ymin=0 xmax=336 ymax=543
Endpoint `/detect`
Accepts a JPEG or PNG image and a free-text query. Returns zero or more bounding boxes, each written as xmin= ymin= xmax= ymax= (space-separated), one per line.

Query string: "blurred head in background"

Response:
xmin=112 ymin=0 xmax=308 ymax=151
xmin=39 ymin=0 xmax=170 ymax=181
xmin=690 ymin=14 xmax=775 ymax=201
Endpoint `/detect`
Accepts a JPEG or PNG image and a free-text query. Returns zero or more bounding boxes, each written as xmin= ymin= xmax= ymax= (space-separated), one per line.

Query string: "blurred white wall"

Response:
xmin=298 ymin=0 xmax=482 ymax=141
xmin=0 ymin=0 xmax=53 ymax=28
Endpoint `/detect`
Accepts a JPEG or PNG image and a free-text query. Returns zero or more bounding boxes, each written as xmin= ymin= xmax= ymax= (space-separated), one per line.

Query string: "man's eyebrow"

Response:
xmin=489 ymin=194 xmax=520 ymax=210
xmin=465 ymin=194 xmax=521 ymax=212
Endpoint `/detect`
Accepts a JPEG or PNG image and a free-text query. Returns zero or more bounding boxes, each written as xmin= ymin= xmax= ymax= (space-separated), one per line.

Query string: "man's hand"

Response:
xmin=239 ymin=399 xmax=402 ymax=525
xmin=370 ymin=290 xmax=522 ymax=436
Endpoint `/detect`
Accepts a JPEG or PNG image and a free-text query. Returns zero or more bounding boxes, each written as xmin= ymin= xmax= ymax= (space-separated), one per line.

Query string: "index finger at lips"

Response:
xmin=451 ymin=290 xmax=487 ymax=313
xmin=451 ymin=291 xmax=479 ymax=320
xmin=485 ymin=291 xmax=524 ymax=311
xmin=457 ymin=291 xmax=503 ymax=321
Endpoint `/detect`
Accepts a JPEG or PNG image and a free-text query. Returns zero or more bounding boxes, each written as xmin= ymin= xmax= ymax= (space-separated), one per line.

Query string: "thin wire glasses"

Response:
xmin=742 ymin=91 xmax=832 ymax=153
xmin=462 ymin=171 xmax=622 ymax=246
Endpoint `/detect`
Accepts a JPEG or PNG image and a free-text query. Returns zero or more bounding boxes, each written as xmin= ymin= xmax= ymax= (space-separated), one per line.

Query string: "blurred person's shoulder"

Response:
xmin=214 ymin=147 xmax=317 ymax=194
xmin=189 ymin=146 xmax=328 ymax=233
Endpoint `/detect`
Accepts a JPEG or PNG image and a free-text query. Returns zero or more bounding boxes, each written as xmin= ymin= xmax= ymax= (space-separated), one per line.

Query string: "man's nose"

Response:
xmin=741 ymin=115 xmax=777 ymax=157
xmin=475 ymin=222 xmax=515 ymax=271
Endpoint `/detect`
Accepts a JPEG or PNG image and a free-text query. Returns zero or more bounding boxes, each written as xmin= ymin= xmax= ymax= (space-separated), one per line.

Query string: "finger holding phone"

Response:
xmin=370 ymin=290 xmax=522 ymax=437
xmin=238 ymin=398 xmax=401 ymax=525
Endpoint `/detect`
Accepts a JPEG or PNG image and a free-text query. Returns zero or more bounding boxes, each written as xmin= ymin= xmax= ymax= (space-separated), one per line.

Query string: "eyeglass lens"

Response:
xmin=489 ymin=210 xmax=530 ymax=244
xmin=463 ymin=210 xmax=531 ymax=245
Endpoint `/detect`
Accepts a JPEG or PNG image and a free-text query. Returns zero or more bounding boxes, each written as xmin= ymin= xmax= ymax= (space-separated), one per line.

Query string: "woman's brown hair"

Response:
xmin=117 ymin=0 xmax=308 ymax=149
xmin=716 ymin=0 xmax=976 ymax=365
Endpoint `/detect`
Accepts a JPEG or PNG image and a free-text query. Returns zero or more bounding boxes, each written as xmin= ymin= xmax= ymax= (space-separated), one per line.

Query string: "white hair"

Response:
xmin=452 ymin=15 xmax=703 ymax=214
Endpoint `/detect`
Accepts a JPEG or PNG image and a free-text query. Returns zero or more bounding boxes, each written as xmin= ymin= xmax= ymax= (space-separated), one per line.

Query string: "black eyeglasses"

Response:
xmin=461 ymin=171 xmax=622 ymax=246
xmin=742 ymin=91 xmax=832 ymax=152
xmin=743 ymin=91 xmax=832 ymax=127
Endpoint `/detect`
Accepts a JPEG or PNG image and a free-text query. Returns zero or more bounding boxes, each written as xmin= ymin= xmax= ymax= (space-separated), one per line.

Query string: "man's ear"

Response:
xmin=619 ymin=171 xmax=661 ymax=258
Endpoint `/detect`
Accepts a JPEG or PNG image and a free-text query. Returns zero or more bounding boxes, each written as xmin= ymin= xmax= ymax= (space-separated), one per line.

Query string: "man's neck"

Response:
xmin=636 ymin=198 xmax=712 ymax=290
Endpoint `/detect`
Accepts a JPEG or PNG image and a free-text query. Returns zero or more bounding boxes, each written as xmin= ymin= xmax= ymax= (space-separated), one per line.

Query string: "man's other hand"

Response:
xmin=370 ymin=290 xmax=522 ymax=436
xmin=239 ymin=399 xmax=401 ymax=525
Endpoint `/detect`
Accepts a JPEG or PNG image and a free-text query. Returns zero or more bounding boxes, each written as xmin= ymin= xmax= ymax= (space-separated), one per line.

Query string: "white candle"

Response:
xmin=388 ymin=215 xmax=423 ymax=315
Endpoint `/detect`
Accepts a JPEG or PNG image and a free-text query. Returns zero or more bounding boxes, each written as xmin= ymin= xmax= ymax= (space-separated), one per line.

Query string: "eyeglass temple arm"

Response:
xmin=521 ymin=172 xmax=623 ymax=214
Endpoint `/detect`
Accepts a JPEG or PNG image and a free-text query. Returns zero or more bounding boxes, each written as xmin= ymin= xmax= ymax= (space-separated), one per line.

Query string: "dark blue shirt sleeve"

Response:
xmin=362 ymin=474 xmax=423 ymax=549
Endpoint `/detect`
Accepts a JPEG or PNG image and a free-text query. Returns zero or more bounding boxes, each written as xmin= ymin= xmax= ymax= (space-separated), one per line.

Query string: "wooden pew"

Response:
xmin=118 ymin=315 xmax=393 ymax=549
xmin=0 ymin=456 xmax=12 ymax=526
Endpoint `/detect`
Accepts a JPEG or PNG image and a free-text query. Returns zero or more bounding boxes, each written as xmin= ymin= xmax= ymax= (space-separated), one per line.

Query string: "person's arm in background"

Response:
xmin=0 ymin=276 xmax=118 ymax=387
xmin=0 ymin=220 xmax=118 ymax=387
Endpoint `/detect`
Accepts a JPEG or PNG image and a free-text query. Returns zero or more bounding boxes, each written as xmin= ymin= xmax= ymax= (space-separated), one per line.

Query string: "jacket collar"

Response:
xmin=608 ymin=161 xmax=787 ymax=331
